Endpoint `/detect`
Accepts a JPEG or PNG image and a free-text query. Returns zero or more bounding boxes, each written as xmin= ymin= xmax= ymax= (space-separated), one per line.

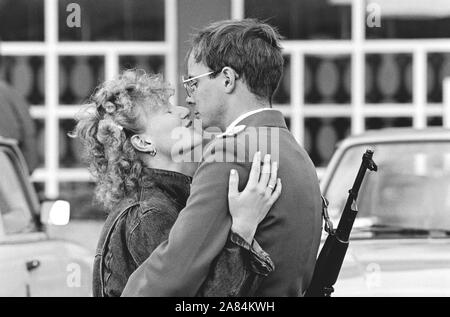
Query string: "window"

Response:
xmin=239 ymin=0 xmax=450 ymax=168
xmin=0 ymin=56 xmax=45 ymax=105
xmin=245 ymin=0 xmax=351 ymax=40
xmin=0 ymin=149 xmax=36 ymax=235
xmin=304 ymin=55 xmax=351 ymax=105
xmin=365 ymin=54 xmax=412 ymax=104
xmin=0 ymin=0 xmax=44 ymax=41
xmin=305 ymin=117 xmax=351 ymax=166
xmin=59 ymin=56 xmax=105 ymax=105
xmin=365 ymin=0 xmax=450 ymax=39
xmin=1 ymin=0 xmax=175 ymax=208
xmin=58 ymin=0 xmax=165 ymax=41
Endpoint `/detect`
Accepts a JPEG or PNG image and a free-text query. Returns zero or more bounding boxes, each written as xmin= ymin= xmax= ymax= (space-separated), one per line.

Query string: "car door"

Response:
xmin=0 ymin=217 xmax=30 ymax=296
xmin=0 ymin=144 xmax=43 ymax=296
xmin=0 ymin=143 xmax=91 ymax=296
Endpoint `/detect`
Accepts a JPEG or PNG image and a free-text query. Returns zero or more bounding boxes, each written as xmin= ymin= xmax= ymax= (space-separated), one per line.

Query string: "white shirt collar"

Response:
xmin=224 ymin=108 xmax=278 ymax=134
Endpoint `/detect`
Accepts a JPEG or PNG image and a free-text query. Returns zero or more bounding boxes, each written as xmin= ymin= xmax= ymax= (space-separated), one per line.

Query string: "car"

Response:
xmin=0 ymin=136 xmax=93 ymax=296
xmin=320 ymin=127 xmax=450 ymax=296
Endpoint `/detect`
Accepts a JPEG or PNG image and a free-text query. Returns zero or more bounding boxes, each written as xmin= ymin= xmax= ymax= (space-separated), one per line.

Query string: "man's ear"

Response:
xmin=130 ymin=134 xmax=154 ymax=153
xmin=222 ymin=67 xmax=238 ymax=94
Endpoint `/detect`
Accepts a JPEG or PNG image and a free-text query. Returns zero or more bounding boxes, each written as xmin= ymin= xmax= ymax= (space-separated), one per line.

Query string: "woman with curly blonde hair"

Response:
xmin=73 ymin=69 xmax=281 ymax=297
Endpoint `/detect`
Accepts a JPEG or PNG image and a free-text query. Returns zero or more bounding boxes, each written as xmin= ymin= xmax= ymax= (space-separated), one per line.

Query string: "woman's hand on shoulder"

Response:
xmin=227 ymin=151 xmax=282 ymax=244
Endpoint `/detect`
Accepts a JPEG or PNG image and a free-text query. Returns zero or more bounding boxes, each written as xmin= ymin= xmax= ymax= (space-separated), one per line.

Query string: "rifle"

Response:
xmin=305 ymin=149 xmax=378 ymax=297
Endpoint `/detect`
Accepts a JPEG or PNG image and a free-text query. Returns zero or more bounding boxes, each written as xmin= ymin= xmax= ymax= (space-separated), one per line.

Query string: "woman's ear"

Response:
xmin=130 ymin=134 xmax=155 ymax=153
xmin=222 ymin=67 xmax=237 ymax=94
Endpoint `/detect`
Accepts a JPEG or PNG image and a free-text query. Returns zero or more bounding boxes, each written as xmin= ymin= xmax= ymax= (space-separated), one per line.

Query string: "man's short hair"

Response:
xmin=189 ymin=19 xmax=284 ymax=102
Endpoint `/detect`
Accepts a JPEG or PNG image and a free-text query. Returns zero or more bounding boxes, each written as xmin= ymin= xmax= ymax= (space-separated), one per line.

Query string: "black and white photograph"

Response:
xmin=0 ymin=0 xmax=449 ymax=301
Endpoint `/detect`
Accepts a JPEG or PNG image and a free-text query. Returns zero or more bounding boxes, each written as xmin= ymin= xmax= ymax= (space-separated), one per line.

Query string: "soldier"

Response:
xmin=122 ymin=19 xmax=323 ymax=297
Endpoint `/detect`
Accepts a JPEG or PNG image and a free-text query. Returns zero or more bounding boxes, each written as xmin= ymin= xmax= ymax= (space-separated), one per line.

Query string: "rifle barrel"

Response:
xmin=304 ymin=149 xmax=377 ymax=297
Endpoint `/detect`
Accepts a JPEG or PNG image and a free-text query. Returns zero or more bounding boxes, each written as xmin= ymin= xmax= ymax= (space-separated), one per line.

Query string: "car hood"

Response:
xmin=332 ymin=238 xmax=450 ymax=297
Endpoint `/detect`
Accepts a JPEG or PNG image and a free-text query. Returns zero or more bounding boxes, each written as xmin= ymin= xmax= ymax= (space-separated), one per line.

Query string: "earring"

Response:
xmin=149 ymin=147 xmax=157 ymax=157
xmin=143 ymin=140 xmax=157 ymax=157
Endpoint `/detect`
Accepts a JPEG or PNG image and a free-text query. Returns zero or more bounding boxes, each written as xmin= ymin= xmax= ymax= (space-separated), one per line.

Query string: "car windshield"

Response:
xmin=0 ymin=148 xmax=36 ymax=235
xmin=324 ymin=141 xmax=450 ymax=236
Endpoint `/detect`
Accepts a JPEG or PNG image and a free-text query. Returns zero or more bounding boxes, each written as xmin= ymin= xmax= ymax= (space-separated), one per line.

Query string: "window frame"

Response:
xmin=233 ymin=0 xmax=450 ymax=172
xmin=0 ymin=0 xmax=177 ymax=198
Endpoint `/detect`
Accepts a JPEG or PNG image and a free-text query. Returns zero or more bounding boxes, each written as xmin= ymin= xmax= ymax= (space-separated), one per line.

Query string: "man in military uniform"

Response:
xmin=122 ymin=19 xmax=322 ymax=297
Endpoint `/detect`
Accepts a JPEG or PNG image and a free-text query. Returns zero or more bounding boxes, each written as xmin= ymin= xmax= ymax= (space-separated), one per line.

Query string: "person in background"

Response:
xmin=0 ymin=55 xmax=39 ymax=173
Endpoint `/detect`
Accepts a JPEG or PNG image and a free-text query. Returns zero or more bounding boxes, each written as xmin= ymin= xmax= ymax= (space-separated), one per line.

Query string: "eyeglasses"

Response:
xmin=182 ymin=67 xmax=239 ymax=97
xmin=182 ymin=71 xmax=215 ymax=97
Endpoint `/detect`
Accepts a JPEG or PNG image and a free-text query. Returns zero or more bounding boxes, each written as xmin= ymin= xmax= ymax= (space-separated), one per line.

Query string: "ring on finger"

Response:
xmin=268 ymin=184 xmax=275 ymax=190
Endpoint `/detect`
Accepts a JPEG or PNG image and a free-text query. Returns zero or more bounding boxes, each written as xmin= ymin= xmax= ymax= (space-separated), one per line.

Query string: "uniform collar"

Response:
xmin=217 ymin=108 xmax=285 ymax=138
xmin=238 ymin=108 xmax=288 ymax=129
xmin=224 ymin=108 xmax=279 ymax=134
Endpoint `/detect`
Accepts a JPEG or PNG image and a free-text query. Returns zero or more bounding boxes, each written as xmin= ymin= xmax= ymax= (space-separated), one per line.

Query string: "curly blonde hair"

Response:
xmin=72 ymin=69 xmax=174 ymax=210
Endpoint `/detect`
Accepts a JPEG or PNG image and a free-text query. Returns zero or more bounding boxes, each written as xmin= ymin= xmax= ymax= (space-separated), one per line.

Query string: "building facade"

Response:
xmin=1 ymin=0 xmax=450 ymax=216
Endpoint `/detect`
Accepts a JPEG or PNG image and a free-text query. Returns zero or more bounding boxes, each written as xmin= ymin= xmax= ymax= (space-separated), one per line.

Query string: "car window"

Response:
xmin=325 ymin=142 xmax=450 ymax=232
xmin=0 ymin=148 xmax=36 ymax=235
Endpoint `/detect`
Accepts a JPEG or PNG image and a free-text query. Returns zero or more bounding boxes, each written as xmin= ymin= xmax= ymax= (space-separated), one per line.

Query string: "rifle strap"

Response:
xmin=321 ymin=195 xmax=335 ymax=234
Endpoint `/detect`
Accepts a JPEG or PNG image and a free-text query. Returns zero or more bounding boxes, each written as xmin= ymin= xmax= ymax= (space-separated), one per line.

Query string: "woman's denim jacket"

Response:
xmin=92 ymin=168 xmax=274 ymax=297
